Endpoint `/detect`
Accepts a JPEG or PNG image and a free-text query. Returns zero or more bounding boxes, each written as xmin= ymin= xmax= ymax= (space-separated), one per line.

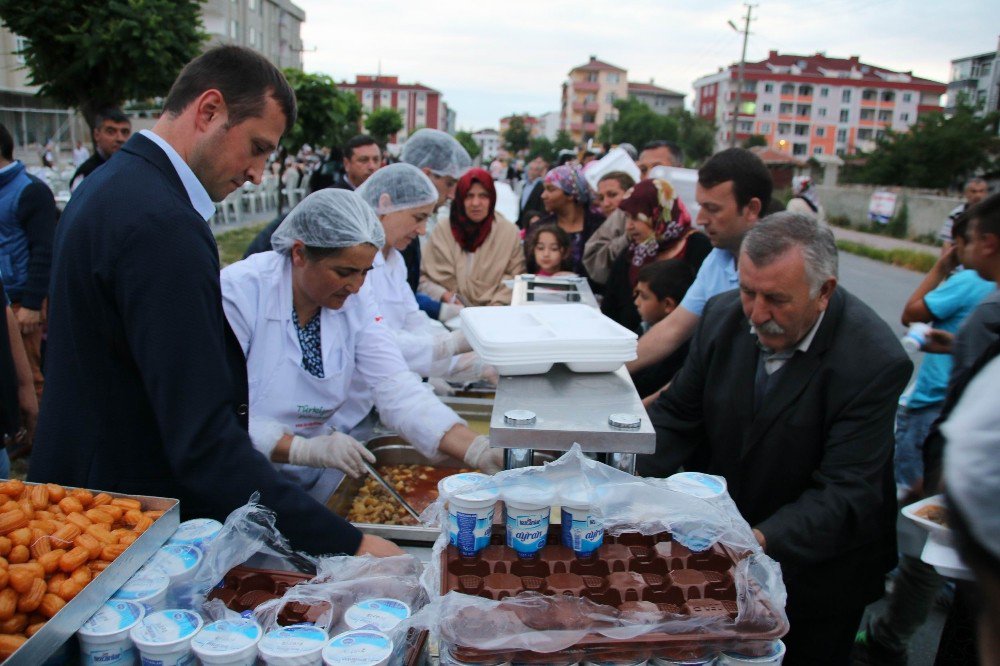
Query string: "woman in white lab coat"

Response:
xmin=354 ymin=163 xmax=486 ymax=380
xmin=220 ymin=190 xmax=501 ymax=500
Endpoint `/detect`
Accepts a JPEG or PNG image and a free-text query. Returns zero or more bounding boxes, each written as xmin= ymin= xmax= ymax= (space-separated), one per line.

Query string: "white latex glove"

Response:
xmin=433 ymin=329 xmax=473 ymax=361
xmin=463 ymin=435 xmax=504 ymax=474
xmin=288 ymin=433 xmax=376 ymax=479
xmin=427 ymin=377 xmax=456 ymax=397
xmin=445 ymin=352 xmax=498 ymax=386
xmin=438 ymin=301 xmax=464 ymax=322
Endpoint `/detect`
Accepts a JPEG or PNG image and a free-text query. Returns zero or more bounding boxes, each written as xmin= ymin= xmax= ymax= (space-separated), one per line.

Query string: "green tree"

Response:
xmin=598 ymin=99 xmax=717 ymax=166
xmin=0 ymin=0 xmax=205 ymax=130
xmin=854 ymin=102 xmax=1000 ymax=188
xmin=454 ymin=131 xmax=481 ymax=160
xmin=528 ymin=136 xmax=555 ymax=163
xmin=364 ymin=107 xmax=404 ymax=146
xmin=282 ymin=69 xmax=361 ymax=153
xmin=553 ymin=129 xmax=575 ymax=152
xmin=742 ymin=134 xmax=767 ymax=149
xmin=503 ymin=115 xmax=531 ymax=153
xmin=599 ymin=98 xmax=678 ymax=152
xmin=676 ymin=110 xmax=717 ymax=164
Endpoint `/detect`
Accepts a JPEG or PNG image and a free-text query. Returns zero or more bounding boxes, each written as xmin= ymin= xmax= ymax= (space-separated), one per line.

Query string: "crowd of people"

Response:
xmin=0 ymin=45 xmax=996 ymax=665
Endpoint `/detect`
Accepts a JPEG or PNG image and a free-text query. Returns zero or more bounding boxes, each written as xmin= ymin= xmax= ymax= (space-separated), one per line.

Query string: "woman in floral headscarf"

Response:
xmin=600 ymin=178 xmax=711 ymax=330
xmin=420 ymin=168 xmax=525 ymax=307
xmin=530 ymin=164 xmax=606 ymax=286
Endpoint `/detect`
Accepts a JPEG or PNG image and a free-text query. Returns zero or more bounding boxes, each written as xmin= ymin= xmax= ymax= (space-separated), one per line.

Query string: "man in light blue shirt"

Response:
xmin=628 ymin=148 xmax=772 ymax=400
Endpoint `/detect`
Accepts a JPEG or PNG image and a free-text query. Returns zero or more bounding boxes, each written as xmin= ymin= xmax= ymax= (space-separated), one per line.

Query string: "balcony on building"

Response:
xmin=571 ymin=101 xmax=600 ymax=113
xmin=573 ymin=80 xmax=600 ymax=92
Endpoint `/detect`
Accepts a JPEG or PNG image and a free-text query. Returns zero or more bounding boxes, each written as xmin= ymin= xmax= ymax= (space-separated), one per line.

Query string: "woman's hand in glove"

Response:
xmin=289 ymin=433 xmax=376 ymax=478
xmin=462 ymin=435 xmax=504 ymax=474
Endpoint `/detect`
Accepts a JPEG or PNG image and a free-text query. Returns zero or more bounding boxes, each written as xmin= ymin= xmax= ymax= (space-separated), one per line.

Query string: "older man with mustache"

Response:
xmin=637 ymin=213 xmax=912 ymax=666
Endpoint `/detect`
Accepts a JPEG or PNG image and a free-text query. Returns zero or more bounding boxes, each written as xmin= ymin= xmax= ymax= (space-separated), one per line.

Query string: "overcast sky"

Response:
xmin=299 ymin=0 xmax=999 ymax=131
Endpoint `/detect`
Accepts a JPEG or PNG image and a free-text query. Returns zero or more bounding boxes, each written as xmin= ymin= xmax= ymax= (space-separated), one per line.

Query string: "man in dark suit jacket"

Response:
xmin=516 ymin=155 xmax=546 ymax=228
xmin=30 ymin=46 xmax=401 ymax=558
xmin=637 ymin=213 xmax=912 ymax=666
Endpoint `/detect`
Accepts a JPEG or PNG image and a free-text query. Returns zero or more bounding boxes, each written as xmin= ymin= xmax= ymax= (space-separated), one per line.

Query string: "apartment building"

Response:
xmin=337 ymin=75 xmax=447 ymax=143
xmin=693 ymin=51 xmax=946 ymax=156
xmin=499 ymin=114 xmax=541 ymax=139
xmin=627 ymin=80 xmax=685 ymax=115
xmin=560 ymin=56 xmax=628 ymax=144
xmin=201 ymin=0 xmax=305 ymax=70
xmin=946 ymin=42 xmax=1000 ymax=116
xmin=0 ymin=0 xmax=305 ymax=153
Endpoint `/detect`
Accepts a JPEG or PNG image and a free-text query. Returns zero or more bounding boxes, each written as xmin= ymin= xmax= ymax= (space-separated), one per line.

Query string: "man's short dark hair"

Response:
xmin=162 ymin=45 xmax=296 ymax=132
xmin=94 ymin=108 xmax=130 ymax=128
xmin=637 ymin=259 xmax=695 ymax=304
xmin=344 ymin=135 xmax=379 ymax=159
xmin=641 ymin=139 xmax=683 ymax=166
xmin=698 ymin=147 xmax=772 ymax=212
xmin=598 ymin=171 xmax=635 ymax=191
xmin=967 ymin=191 xmax=1000 ymax=238
xmin=0 ymin=124 xmax=13 ymax=161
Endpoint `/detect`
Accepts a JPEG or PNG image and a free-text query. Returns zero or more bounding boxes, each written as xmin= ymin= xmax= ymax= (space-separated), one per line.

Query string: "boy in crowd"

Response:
xmin=629 ymin=259 xmax=695 ymax=399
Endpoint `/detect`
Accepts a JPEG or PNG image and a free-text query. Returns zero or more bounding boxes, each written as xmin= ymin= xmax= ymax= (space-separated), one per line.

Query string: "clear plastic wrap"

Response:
xmin=250 ymin=554 xmax=429 ymax=664
xmin=412 ymin=445 xmax=788 ymax=657
xmin=168 ymin=493 xmax=317 ymax=611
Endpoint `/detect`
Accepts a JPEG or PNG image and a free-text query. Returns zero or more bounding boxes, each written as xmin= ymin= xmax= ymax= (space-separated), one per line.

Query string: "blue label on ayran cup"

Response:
xmin=560 ymin=508 xmax=604 ymax=556
xmin=454 ymin=509 xmax=494 ymax=557
xmin=505 ymin=510 xmax=549 ymax=557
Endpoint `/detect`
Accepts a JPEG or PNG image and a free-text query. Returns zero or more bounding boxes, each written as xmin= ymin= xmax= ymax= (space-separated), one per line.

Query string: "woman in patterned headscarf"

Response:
xmin=529 ymin=164 xmax=606 ymax=286
xmin=600 ymin=178 xmax=711 ymax=331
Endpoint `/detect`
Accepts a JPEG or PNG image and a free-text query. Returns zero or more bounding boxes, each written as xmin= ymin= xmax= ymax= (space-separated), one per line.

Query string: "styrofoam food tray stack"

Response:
xmin=460 ymin=304 xmax=637 ymax=375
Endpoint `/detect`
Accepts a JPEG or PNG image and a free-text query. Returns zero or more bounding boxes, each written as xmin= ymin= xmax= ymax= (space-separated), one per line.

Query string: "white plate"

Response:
xmin=902 ymin=494 xmax=951 ymax=543
xmin=921 ymin=533 xmax=974 ymax=581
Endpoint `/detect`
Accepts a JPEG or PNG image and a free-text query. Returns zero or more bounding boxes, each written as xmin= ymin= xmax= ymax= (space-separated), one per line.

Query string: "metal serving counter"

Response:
xmin=489 ymin=365 xmax=655 ymax=474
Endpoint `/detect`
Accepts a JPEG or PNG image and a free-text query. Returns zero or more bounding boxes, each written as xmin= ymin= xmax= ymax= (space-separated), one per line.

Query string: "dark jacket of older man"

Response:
xmin=638 ymin=287 xmax=911 ymax=663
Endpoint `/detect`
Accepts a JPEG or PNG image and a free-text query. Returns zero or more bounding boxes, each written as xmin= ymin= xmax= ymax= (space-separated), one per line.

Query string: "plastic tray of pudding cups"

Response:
xmin=439 ymin=529 xmax=786 ymax=665
xmin=0 ymin=482 xmax=179 ymax=666
xmin=326 ymin=435 xmax=554 ymax=543
xmin=207 ymin=564 xmax=429 ymax=666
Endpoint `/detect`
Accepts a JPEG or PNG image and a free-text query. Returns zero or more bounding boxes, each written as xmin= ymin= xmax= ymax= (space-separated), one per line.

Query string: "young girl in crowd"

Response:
xmin=526 ymin=223 xmax=576 ymax=277
xmin=629 ymin=259 xmax=695 ymax=399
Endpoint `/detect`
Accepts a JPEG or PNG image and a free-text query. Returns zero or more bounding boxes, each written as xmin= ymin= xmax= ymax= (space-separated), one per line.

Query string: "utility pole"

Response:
xmin=728 ymin=4 xmax=756 ymax=148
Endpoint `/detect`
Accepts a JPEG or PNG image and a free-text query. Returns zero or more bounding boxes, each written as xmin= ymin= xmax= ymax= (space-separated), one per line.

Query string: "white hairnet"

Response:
xmin=355 ymin=163 xmax=438 ymax=216
xmin=271 ymin=189 xmax=385 ymax=254
xmin=942 ymin=354 xmax=1000 ymax=560
xmin=400 ymin=128 xmax=471 ymax=179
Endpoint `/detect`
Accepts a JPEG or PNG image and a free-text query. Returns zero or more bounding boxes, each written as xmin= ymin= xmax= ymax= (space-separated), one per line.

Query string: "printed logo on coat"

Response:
xmin=297 ymin=404 xmax=335 ymax=420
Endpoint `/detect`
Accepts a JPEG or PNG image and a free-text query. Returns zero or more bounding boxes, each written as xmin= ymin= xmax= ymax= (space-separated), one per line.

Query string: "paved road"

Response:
xmin=838 ymin=250 xmax=923 ymax=336
xmin=837 ymin=251 xmax=945 ymax=665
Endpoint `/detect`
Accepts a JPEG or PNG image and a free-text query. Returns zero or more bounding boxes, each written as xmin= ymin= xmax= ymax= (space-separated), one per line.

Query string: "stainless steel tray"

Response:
xmin=6 ymin=486 xmax=179 ymax=665
xmin=327 ymin=436 xmax=467 ymax=543
xmin=327 ymin=436 xmax=552 ymax=543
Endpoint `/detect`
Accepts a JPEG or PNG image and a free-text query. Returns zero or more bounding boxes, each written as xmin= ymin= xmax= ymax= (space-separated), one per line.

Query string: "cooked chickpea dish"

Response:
xmin=0 ymin=480 xmax=162 ymax=659
xmin=347 ymin=464 xmax=471 ymax=526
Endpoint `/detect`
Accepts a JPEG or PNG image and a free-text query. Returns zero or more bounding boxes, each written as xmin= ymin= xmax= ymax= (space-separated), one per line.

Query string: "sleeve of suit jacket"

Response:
xmin=637 ymin=302 xmax=713 ymax=477
xmin=755 ymin=354 xmax=911 ymax=564
xmin=113 ymin=215 xmax=363 ymax=556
